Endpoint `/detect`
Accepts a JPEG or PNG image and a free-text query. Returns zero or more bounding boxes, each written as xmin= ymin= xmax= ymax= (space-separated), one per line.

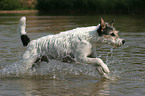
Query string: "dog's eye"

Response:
xmin=110 ymin=33 xmax=115 ymax=36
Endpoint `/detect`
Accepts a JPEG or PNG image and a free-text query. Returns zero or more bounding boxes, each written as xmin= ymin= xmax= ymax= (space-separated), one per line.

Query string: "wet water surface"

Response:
xmin=0 ymin=14 xmax=145 ymax=96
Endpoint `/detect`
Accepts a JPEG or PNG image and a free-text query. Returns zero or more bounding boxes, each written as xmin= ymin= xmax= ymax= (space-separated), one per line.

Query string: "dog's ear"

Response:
xmin=97 ymin=18 xmax=106 ymax=36
xmin=110 ymin=18 xmax=116 ymax=26
xmin=100 ymin=18 xmax=106 ymax=29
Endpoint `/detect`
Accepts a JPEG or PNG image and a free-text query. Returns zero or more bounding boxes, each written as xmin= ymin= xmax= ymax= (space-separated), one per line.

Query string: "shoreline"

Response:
xmin=0 ymin=10 xmax=39 ymax=14
xmin=0 ymin=10 xmax=144 ymax=15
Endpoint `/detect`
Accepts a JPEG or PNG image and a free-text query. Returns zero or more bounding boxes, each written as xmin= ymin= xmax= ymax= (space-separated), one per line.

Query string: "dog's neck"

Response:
xmin=88 ymin=24 xmax=101 ymax=44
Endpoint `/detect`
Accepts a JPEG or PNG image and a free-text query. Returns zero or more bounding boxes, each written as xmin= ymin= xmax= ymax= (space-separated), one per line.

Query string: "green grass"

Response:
xmin=0 ymin=0 xmax=145 ymax=14
xmin=36 ymin=0 xmax=145 ymax=14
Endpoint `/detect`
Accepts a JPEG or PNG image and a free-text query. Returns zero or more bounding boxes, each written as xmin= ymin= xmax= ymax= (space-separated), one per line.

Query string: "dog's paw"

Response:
xmin=96 ymin=66 xmax=104 ymax=75
xmin=96 ymin=66 xmax=110 ymax=79
xmin=101 ymin=64 xmax=110 ymax=73
xmin=101 ymin=73 xmax=110 ymax=79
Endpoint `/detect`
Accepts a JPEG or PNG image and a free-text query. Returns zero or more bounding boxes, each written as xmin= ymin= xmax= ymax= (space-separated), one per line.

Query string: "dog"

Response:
xmin=18 ymin=16 xmax=125 ymax=79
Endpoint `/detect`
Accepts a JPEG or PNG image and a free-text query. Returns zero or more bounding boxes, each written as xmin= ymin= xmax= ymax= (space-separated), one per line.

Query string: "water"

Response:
xmin=0 ymin=14 xmax=145 ymax=96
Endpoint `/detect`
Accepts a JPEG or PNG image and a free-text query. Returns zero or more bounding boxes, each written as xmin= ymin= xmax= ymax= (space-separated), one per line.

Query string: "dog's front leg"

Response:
xmin=88 ymin=46 xmax=110 ymax=78
xmin=76 ymin=56 xmax=110 ymax=73
xmin=89 ymin=44 xmax=97 ymax=58
xmin=76 ymin=56 xmax=110 ymax=79
xmin=74 ymin=41 xmax=110 ymax=78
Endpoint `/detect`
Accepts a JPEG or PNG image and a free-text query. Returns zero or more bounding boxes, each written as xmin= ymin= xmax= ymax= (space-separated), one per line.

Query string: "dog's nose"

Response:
xmin=122 ymin=40 xmax=125 ymax=44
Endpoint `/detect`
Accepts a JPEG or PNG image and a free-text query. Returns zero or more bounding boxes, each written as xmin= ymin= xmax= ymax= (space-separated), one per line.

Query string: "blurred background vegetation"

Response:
xmin=0 ymin=0 xmax=37 ymax=10
xmin=0 ymin=0 xmax=145 ymax=14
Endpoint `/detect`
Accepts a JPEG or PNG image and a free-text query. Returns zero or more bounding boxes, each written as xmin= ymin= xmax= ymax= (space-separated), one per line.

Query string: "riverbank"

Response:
xmin=0 ymin=10 xmax=38 ymax=14
xmin=0 ymin=0 xmax=145 ymax=15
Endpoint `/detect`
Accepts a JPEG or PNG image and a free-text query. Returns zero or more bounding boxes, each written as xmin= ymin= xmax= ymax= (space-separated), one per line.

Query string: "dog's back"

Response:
xmin=26 ymin=26 xmax=99 ymax=58
xmin=18 ymin=16 xmax=99 ymax=48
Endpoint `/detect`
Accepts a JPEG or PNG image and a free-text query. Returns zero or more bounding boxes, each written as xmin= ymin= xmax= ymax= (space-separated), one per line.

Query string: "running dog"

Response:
xmin=18 ymin=16 xmax=125 ymax=79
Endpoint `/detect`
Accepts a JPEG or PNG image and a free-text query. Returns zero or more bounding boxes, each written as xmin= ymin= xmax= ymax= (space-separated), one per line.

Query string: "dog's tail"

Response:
xmin=18 ymin=16 xmax=30 ymax=47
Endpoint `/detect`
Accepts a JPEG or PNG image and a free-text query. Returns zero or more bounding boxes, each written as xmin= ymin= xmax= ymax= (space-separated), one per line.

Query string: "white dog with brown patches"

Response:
xmin=18 ymin=16 xmax=125 ymax=79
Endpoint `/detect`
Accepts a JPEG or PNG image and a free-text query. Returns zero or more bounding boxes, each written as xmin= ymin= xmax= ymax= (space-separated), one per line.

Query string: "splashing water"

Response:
xmin=0 ymin=47 xmax=119 ymax=80
xmin=0 ymin=59 xmax=100 ymax=79
xmin=105 ymin=47 xmax=121 ymax=79
xmin=106 ymin=47 xmax=114 ymax=64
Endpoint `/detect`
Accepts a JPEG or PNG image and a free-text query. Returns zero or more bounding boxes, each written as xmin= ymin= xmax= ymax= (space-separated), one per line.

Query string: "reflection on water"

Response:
xmin=0 ymin=14 xmax=145 ymax=95
xmin=0 ymin=78 xmax=111 ymax=96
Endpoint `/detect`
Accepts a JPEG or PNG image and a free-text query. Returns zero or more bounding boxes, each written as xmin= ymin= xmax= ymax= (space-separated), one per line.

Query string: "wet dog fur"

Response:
xmin=18 ymin=17 xmax=125 ymax=79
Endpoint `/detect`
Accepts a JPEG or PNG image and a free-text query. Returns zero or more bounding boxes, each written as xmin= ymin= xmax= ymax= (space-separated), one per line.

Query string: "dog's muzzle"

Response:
xmin=114 ymin=39 xmax=126 ymax=47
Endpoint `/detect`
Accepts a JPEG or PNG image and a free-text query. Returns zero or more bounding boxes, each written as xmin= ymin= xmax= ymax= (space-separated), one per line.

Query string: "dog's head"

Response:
xmin=97 ymin=18 xmax=125 ymax=47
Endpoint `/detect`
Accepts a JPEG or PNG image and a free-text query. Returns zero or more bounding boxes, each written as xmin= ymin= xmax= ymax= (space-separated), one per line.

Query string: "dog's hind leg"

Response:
xmin=35 ymin=56 xmax=49 ymax=63
xmin=32 ymin=56 xmax=49 ymax=69
xmin=21 ymin=42 xmax=39 ymax=70
xmin=61 ymin=55 xmax=75 ymax=63
xmin=22 ymin=51 xmax=38 ymax=70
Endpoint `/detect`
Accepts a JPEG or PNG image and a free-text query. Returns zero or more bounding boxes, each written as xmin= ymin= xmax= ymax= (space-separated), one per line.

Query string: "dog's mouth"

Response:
xmin=113 ymin=44 xmax=122 ymax=48
xmin=112 ymin=39 xmax=125 ymax=48
xmin=97 ymin=37 xmax=125 ymax=48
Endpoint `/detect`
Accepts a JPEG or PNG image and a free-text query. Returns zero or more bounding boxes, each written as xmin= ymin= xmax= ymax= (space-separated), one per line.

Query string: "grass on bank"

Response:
xmin=0 ymin=0 xmax=145 ymax=14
